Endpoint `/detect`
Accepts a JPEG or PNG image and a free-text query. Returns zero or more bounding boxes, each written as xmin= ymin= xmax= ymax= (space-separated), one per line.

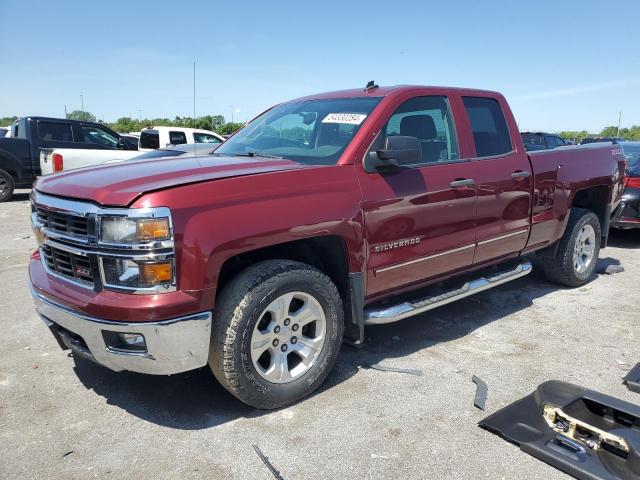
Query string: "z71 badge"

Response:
xmin=374 ymin=237 xmax=421 ymax=253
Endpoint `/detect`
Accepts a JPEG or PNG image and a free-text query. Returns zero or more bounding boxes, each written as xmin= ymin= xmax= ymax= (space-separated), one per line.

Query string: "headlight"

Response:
xmin=101 ymin=258 xmax=174 ymax=289
xmin=100 ymin=217 xmax=171 ymax=245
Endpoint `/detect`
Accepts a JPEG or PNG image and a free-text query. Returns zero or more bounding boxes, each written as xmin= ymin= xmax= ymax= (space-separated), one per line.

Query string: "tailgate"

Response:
xmin=39 ymin=148 xmax=55 ymax=175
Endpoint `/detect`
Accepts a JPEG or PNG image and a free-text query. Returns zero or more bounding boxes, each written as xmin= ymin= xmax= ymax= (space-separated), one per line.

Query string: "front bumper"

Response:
xmin=30 ymin=281 xmax=212 ymax=375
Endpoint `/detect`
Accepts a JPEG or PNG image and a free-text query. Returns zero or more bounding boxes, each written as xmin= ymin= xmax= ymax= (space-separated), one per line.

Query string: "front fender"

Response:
xmin=133 ymin=165 xmax=365 ymax=306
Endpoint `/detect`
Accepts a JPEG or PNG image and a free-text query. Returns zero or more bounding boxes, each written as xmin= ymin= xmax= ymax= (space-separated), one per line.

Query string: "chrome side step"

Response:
xmin=364 ymin=259 xmax=532 ymax=325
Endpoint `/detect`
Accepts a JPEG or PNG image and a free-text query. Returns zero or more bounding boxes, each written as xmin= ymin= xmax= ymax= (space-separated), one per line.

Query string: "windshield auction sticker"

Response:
xmin=321 ymin=113 xmax=367 ymax=125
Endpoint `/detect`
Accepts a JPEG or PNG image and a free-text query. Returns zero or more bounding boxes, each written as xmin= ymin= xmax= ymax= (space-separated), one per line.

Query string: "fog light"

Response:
xmin=102 ymin=331 xmax=147 ymax=353
xmin=119 ymin=333 xmax=145 ymax=346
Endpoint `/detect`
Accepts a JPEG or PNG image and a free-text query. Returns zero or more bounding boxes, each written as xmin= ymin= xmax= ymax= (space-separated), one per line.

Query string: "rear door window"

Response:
xmin=193 ymin=132 xmax=221 ymax=144
xmin=462 ymin=97 xmax=513 ymax=157
xmin=140 ymin=130 xmax=160 ymax=149
xmin=169 ymin=131 xmax=187 ymax=145
xmin=82 ymin=125 xmax=120 ymax=148
xmin=37 ymin=122 xmax=74 ymax=142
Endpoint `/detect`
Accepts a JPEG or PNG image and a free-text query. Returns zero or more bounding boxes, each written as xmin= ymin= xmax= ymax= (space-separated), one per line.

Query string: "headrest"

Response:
xmin=400 ymin=115 xmax=437 ymax=140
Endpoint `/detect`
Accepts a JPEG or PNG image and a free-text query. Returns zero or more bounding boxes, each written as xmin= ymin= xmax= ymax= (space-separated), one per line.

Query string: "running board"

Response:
xmin=364 ymin=259 xmax=532 ymax=325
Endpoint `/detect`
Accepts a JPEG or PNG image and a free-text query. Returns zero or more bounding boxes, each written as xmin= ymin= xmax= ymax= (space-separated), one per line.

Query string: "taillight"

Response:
xmin=52 ymin=153 xmax=64 ymax=172
xmin=625 ymin=177 xmax=640 ymax=188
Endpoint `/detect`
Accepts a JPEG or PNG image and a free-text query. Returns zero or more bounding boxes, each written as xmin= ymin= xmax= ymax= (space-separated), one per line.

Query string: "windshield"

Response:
xmin=622 ymin=144 xmax=640 ymax=175
xmin=521 ymin=134 xmax=545 ymax=146
xmin=214 ymin=97 xmax=381 ymax=165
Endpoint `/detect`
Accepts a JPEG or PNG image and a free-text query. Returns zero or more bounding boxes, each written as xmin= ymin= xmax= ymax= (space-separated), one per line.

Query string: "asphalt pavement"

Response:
xmin=1 ymin=190 xmax=638 ymax=479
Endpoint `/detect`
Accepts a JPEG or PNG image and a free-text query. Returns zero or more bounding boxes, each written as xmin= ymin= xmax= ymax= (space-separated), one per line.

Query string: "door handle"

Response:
xmin=511 ymin=171 xmax=531 ymax=180
xmin=450 ymin=179 xmax=475 ymax=188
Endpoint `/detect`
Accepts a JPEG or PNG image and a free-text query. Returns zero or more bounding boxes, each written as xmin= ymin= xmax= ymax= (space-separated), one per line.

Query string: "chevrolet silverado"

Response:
xmin=28 ymin=84 xmax=626 ymax=409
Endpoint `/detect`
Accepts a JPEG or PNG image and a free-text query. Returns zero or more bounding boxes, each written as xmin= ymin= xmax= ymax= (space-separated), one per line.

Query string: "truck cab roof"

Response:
xmin=292 ymin=85 xmax=503 ymax=102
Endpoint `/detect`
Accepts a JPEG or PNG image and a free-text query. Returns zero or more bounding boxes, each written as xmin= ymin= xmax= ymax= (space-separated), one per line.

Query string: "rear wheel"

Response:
xmin=209 ymin=260 xmax=344 ymax=409
xmin=542 ymin=208 xmax=601 ymax=287
xmin=0 ymin=169 xmax=15 ymax=202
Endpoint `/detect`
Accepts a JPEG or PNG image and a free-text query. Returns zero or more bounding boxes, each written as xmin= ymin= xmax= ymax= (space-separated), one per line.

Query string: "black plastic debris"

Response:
xmin=479 ymin=380 xmax=640 ymax=480
xmin=624 ymin=364 xmax=640 ymax=394
xmin=367 ymin=364 xmax=423 ymax=376
xmin=471 ymin=376 xmax=488 ymax=410
xmin=597 ymin=264 xmax=625 ymax=275
xmin=253 ymin=445 xmax=284 ymax=480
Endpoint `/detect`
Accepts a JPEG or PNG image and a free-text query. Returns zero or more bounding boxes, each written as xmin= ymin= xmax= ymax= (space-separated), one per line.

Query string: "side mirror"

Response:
xmin=370 ymin=136 xmax=422 ymax=171
xmin=116 ymin=138 xmax=126 ymax=150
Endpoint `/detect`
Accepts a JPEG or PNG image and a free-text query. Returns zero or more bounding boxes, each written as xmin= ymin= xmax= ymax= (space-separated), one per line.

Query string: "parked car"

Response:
xmin=122 ymin=143 xmax=218 ymax=161
xmin=580 ymin=137 xmax=624 ymax=145
xmin=521 ymin=132 xmax=568 ymax=151
xmin=0 ymin=116 xmax=136 ymax=201
xmin=612 ymin=141 xmax=640 ymax=229
xmin=41 ymin=142 xmax=219 ymax=175
xmin=119 ymin=134 xmax=140 ymax=150
xmin=29 ymin=84 xmax=625 ymax=409
xmin=138 ymin=126 xmax=225 ymax=151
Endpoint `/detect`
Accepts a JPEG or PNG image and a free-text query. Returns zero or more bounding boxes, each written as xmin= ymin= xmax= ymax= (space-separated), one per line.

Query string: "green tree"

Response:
xmin=558 ymin=130 xmax=590 ymax=143
xmin=66 ymin=110 xmax=96 ymax=122
xmin=215 ymin=122 xmax=244 ymax=135
xmin=0 ymin=116 xmax=17 ymax=126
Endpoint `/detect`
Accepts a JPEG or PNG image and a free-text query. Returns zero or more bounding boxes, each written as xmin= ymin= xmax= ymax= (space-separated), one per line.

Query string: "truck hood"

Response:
xmin=35 ymin=155 xmax=307 ymax=206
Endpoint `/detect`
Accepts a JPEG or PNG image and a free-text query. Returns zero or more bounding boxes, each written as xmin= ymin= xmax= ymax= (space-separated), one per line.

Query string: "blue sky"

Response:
xmin=1 ymin=0 xmax=638 ymax=132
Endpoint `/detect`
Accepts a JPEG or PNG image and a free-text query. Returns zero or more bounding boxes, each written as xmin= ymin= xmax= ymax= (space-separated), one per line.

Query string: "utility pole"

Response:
xmin=138 ymin=110 xmax=142 ymax=122
xmin=616 ymin=111 xmax=622 ymax=139
xmin=193 ymin=61 xmax=196 ymax=120
xmin=230 ymin=106 xmax=234 ymax=123
xmin=64 ymin=105 xmax=67 ymax=118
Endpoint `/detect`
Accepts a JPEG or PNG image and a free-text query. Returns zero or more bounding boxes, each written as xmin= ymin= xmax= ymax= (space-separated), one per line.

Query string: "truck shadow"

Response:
xmin=71 ymin=257 xmax=617 ymax=430
xmin=4 ymin=192 xmax=31 ymax=203
xmin=607 ymin=228 xmax=640 ymax=249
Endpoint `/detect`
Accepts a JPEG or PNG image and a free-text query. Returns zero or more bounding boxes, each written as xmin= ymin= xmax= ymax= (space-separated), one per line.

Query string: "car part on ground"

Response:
xmin=367 ymin=363 xmax=424 ymax=376
xmin=480 ymin=380 xmax=640 ymax=480
xmin=471 ymin=375 xmax=488 ymax=410
xmin=624 ymin=364 xmax=640 ymax=394
xmin=252 ymin=445 xmax=285 ymax=480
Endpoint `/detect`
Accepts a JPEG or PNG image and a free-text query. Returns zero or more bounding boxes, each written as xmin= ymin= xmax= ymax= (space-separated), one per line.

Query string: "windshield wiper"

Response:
xmin=231 ymin=151 xmax=283 ymax=159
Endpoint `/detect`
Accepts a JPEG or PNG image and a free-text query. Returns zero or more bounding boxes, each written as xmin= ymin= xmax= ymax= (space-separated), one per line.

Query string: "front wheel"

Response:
xmin=0 ymin=169 xmax=15 ymax=203
xmin=209 ymin=260 xmax=344 ymax=409
xmin=542 ymin=208 xmax=601 ymax=287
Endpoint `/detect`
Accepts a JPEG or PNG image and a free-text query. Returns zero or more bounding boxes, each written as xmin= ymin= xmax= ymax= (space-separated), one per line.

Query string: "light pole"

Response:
xmin=80 ymin=94 xmax=84 ymax=114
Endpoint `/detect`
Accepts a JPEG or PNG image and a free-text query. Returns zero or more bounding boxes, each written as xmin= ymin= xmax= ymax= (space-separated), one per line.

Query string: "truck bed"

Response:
xmin=526 ymin=143 xmax=626 ymax=248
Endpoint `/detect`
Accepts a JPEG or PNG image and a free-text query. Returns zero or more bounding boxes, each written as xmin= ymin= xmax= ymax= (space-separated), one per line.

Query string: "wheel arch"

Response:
xmin=568 ymin=185 xmax=611 ymax=245
xmin=0 ymin=150 xmax=22 ymax=179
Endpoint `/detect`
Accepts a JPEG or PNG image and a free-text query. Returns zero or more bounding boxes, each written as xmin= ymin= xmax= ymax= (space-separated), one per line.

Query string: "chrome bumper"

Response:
xmin=30 ymin=282 xmax=212 ymax=375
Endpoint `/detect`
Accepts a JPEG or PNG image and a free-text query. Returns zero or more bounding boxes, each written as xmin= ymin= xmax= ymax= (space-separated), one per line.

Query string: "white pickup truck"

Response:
xmin=138 ymin=126 xmax=224 ymax=151
xmin=40 ymin=127 xmax=224 ymax=174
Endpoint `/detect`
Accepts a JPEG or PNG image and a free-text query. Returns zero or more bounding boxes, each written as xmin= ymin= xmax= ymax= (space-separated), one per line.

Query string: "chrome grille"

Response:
xmin=41 ymin=245 xmax=94 ymax=285
xmin=36 ymin=207 xmax=89 ymax=239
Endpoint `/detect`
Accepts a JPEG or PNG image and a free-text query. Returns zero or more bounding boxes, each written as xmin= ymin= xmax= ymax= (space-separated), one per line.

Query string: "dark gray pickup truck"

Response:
xmin=0 ymin=116 xmax=136 ymax=201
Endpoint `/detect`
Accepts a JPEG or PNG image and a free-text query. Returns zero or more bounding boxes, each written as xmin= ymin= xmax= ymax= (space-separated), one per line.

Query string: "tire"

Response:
xmin=209 ymin=260 xmax=344 ymax=409
xmin=541 ymin=208 xmax=601 ymax=287
xmin=0 ymin=169 xmax=15 ymax=203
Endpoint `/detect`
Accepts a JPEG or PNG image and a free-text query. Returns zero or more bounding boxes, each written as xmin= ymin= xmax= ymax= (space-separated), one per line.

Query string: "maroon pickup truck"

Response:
xmin=29 ymin=85 xmax=626 ymax=409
